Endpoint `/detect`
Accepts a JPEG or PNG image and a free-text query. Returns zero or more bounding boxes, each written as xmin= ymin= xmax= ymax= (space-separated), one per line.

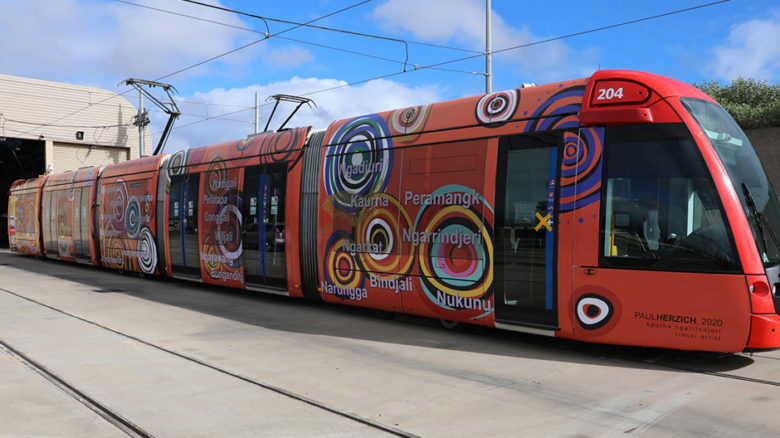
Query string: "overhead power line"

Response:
xmin=178 ymin=0 xmax=481 ymax=54
xmin=178 ymin=100 xmax=254 ymax=109
xmin=161 ymin=0 xmax=732 ymax=134
xmin=31 ymin=0 xmax=734 ymax=142
xmin=296 ymin=0 xmax=735 ymax=97
xmin=17 ymin=0 xmax=369 ymax=138
xmin=0 ymin=114 xmax=132 ymax=129
xmin=156 ymin=0 xmax=376 ymax=80
xmin=114 ymin=0 xmax=480 ymax=76
xmin=14 ymin=87 xmax=137 ymax=137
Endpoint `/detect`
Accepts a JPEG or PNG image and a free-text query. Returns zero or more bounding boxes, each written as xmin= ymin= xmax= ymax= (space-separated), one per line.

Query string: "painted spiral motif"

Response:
xmin=56 ymin=195 xmax=75 ymax=259
xmin=65 ymin=173 xmax=77 ymax=201
xmin=413 ymin=186 xmax=494 ymax=309
xmin=353 ymin=193 xmax=414 ymax=277
xmin=201 ymin=235 xmax=222 ymax=273
xmin=523 ymin=85 xmax=585 ymax=132
xmin=166 ymin=149 xmax=190 ymax=185
xmin=137 ymin=227 xmax=157 ymax=274
xmin=259 ymin=128 xmax=305 ymax=165
xmin=576 ymin=293 xmax=614 ymax=330
xmin=217 ymin=203 xmax=243 ymax=263
xmin=227 ymin=127 xmax=307 ymax=168
xmin=388 ymin=105 xmax=432 ymax=143
xmin=324 ymin=115 xmax=393 ymax=212
xmin=205 ymin=159 xmax=228 ymax=197
xmin=200 ymin=185 xmax=244 ymax=277
xmin=323 ymin=231 xmax=365 ymax=294
xmin=559 ymin=127 xmax=604 ymax=212
xmin=109 ymin=180 xmax=128 ymax=230
xmin=102 ymin=235 xmax=125 ymax=270
xmin=475 ymin=90 xmax=519 ymax=126
xmin=226 ymin=133 xmax=265 ymax=165
xmin=236 ymin=135 xmax=257 ymax=154
xmin=125 ymin=196 xmax=141 ymax=238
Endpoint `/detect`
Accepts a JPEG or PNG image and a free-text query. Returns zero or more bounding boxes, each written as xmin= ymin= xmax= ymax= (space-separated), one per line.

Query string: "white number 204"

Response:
xmin=596 ymin=87 xmax=624 ymax=100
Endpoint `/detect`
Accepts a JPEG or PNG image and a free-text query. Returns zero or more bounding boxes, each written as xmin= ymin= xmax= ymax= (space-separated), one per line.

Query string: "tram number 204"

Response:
xmin=596 ymin=87 xmax=624 ymax=101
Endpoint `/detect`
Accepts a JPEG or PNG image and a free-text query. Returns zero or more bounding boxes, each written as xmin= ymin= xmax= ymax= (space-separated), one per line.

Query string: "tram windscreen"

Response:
xmin=682 ymin=98 xmax=780 ymax=266
xmin=601 ymin=124 xmax=739 ymax=272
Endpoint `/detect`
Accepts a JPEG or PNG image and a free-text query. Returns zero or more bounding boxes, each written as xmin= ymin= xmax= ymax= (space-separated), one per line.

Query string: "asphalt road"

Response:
xmin=1 ymin=249 xmax=779 ymax=437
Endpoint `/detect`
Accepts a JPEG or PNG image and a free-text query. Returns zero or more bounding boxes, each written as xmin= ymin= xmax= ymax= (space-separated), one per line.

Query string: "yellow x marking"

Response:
xmin=535 ymin=212 xmax=552 ymax=232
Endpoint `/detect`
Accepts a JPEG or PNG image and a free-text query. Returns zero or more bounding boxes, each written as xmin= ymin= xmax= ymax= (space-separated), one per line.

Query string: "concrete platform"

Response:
xmin=1 ymin=249 xmax=779 ymax=437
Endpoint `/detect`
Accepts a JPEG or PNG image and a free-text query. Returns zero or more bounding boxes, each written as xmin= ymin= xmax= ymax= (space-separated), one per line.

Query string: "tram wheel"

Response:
xmin=440 ymin=319 xmax=459 ymax=329
xmin=374 ymin=309 xmax=395 ymax=320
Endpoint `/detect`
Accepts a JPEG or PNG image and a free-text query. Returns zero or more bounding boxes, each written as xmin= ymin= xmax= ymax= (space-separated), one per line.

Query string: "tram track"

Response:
xmin=0 ymin=286 xmax=421 ymax=438
xmin=648 ymin=360 xmax=780 ymax=387
xmin=749 ymin=353 xmax=780 ymax=361
xmin=3 ymin=279 xmax=780 ymax=436
xmin=628 ymin=350 xmax=780 ymax=388
xmin=0 ymin=339 xmax=154 ymax=438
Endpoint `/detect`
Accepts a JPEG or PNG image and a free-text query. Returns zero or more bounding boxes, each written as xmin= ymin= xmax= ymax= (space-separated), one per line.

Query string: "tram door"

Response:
xmin=241 ymin=163 xmax=288 ymax=289
xmin=168 ymin=173 xmax=201 ymax=278
xmin=494 ymin=132 xmax=562 ymax=328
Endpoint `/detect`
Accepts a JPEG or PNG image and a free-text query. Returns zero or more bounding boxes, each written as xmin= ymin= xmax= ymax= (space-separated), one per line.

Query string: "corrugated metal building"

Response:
xmin=0 ymin=74 xmax=151 ymax=170
xmin=1 ymin=73 xmax=151 ymax=247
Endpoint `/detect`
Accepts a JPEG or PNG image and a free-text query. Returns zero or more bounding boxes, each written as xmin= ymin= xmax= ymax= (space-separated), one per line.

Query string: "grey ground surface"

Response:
xmin=1 ymin=249 xmax=778 ymax=437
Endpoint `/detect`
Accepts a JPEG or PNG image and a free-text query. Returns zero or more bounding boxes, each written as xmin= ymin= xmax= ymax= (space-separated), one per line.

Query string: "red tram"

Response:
xmin=8 ymin=70 xmax=780 ymax=352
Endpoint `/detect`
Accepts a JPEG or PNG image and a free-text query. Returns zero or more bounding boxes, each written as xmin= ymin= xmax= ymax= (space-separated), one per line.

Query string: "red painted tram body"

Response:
xmin=8 ymin=70 xmax=780 ymax=352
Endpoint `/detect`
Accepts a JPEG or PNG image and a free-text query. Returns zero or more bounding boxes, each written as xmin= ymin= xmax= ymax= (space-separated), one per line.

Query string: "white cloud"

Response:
xmin=0 ymin=0 xmax=261 ymax=85
xmin=266 ymin=46 xmax=315 ymax=67
xmin=374 ymin=0 xmax=486 ymax=44
xmin=710 ymin=12 xmax=780 ymax=81
xmin=158 ymin=76 xmax=442 ymax=151
xmin=372 ymin=0 xmax=597 ymax=83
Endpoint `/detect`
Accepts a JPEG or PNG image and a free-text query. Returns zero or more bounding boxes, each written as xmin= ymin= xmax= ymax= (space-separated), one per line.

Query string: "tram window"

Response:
xmin=73 ymin=186 xmax=85 ymax=258
xmin=265 ymin=163 xmax=287 ymax=287
xmin=600 ymin=124 xmax=740 ymax=272
xmin=242 ymin=166 xmax=263 ymax=283
xmin=168 ymin=174 xmax=185 ymax=268
xmin=46 ymin=190 xmax=58 ymax=255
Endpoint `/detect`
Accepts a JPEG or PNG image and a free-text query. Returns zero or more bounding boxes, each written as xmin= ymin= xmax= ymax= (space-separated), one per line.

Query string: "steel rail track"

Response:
xmin=0 ymin=339 xmax=154 ymax=438
xmin=0 ymin=286 xmax=421 ymax=438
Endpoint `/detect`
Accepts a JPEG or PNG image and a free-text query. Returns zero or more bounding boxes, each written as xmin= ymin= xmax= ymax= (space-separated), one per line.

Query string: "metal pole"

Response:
xmin=485 ymin=0 xmax=492 ymax=94
xmin=254 ymin=92 xmax=260 ymax=134
xmin=138 ymin=92 xmax=145 ymax=157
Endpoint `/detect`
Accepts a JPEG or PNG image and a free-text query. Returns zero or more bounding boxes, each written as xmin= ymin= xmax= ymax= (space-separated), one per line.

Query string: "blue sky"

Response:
xmin=0 ymin=0 xmax=777 ymax=151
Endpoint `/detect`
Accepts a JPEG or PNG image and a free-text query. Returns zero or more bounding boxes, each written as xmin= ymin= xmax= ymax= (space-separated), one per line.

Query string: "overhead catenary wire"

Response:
xmin=26 ymin=0 xmax=734 ymax=142
xmin=178 ymin=0 xmax=482 ymax=54
xmin=0 ymin=61 xmax=266 ymax=111
xmin=13 ymin=89 xmax=137 ymax=138
xmin=0 ymin=72 xmax=249 ymax=113
xmin=0 ymin=114 xmax=133 ymax=129
xmin=178 ymin=100 xmax=254 ymax=109
xmin=15 ymin=0 xmax=370 ymax=138
xmin=296 ymin=0 xmax=735 ymax=98
xmin=0 ymin=88 xmax=135 ymax=109
xmin=157 ymin=0 xmax=379 ymax=81
xmin=115 ymin=0 xmax=480 ymax=76
xmin=158 ymin=0 xmax=733 ymax=134
xmin=147 ymin=108 xmax=253 ymax=125
xmin=153 ymin=106 xmax=256 ymax=136
xmin=0 ymin=125 xmax=134 ymax=147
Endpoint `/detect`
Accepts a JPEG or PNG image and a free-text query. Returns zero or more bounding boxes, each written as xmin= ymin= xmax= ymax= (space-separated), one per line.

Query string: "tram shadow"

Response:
xmin=1 ymin=251 xmax=757 ymax=373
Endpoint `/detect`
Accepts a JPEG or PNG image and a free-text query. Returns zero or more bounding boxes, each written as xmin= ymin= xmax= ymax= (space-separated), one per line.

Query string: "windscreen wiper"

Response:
xmin=742 ymin=183 xmax=780 ymax=259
